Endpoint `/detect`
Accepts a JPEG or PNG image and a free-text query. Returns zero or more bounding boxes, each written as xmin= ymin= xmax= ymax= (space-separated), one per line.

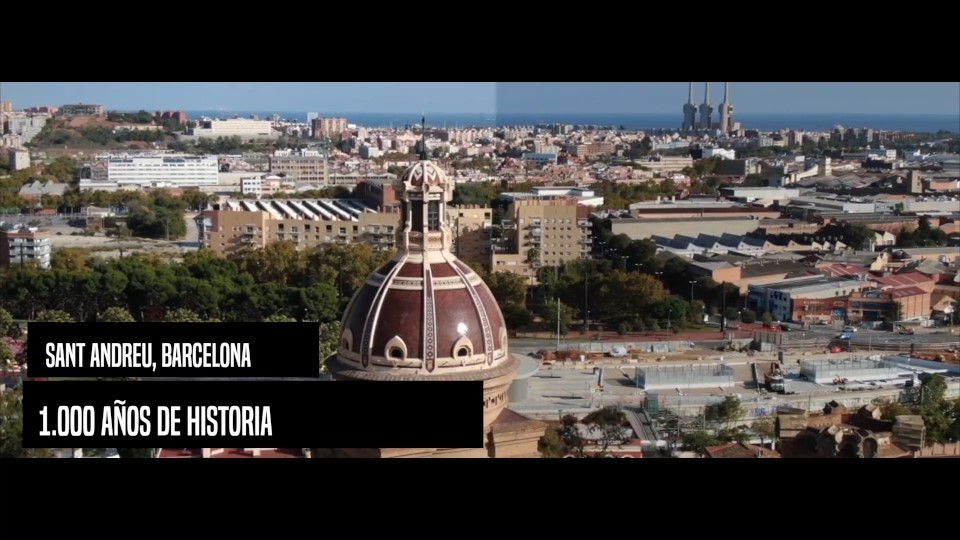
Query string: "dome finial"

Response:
xmin=420 ymin=114 xmax=427 ymax=161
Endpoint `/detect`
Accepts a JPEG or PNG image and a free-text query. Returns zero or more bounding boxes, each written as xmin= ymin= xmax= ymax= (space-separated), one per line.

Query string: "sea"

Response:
xmin=184 ymin=111 xmax=960 ymax=133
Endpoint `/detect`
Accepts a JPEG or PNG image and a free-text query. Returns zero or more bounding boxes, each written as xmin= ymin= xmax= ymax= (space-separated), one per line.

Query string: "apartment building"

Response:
xmin=447 ymin=205 xmax=493 ymax=270
xmin=311 ymin=117 xmax=348 ymax=138
xmin=269 ymin=155 xmax=329 ymax=183
xmin=566 ymin=141 xmax=615 ymax=158
xmin=80 ymin=154 xmax=219 ymax=189
xmin=195 ymin=198 xmax=401 ymax=257
xmin=0 ymin=226 xmax=52 ymax=269
xmin=492 ymin=197 xmax=592 ymax=284
xmin=60 ymin=103 xmax=105 ymax=117
xmin=7 ymin=148 xmax=30 ymax=170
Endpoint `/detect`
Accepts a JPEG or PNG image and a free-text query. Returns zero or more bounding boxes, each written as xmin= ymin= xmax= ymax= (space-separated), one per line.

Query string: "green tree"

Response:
xmin=761 ymin=311 xmax=774 ymax=325
xmin=877 ymin=399 xmax=914 ymax=420
xmin=484 ymin=271 xmax=529 ymax=307
xmin=681 ymin=431 xmax=720 ymax=456
xmin=0 ymin=386 xmax=52 ymax=458
xmin=751 ymin=418 xmax=777 ymax=444
xmin=920 ymin=375 xmax=955 ymax=444
xmin=844 ymin=223 xmax=876 ymax=250
xmin=99 ymin=307 xmax=136 ymax=322
xmin=0 ymin=308 xmax=13 ymax=337
xmin=0 ymin=339 xmax=14 ymax=375
xmin=51 ymin=248 xmax=92 ymax=271
xmin=740 ymin=309 xmax=757 ymax=324
xmin=537 ymin=425 xmax=568 ymax=458
xmin=557 ymin=414 xmax=585 ymax=457
xmin=542 ymin=300 xmax=574 ymax=336
xmin=706 ymin=396 xmax=744 ymax=427
xmin=580 ymin=406 xmax=629 ymax=457
xmin=265 ymin=314 xmax=297 ymax=322
xmin=319 ymin=320 xmax=341 ymax=374
xmin=164 ymin=308 xmax=203 ymax=322
xmin=35 ymin=310 xmax=74 ymax=322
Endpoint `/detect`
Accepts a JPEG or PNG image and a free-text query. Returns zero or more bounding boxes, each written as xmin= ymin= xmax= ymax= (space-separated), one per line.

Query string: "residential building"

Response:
xmin=566 ymin=142 xmax=615 ymax=158
xmin=269 ymin=155 xmax=329 ymax=184
xmin=354 ymin=178 xmax=400 ymax=212
xmin=312 ymin=117 xmax=348 ymax=139
xmin=81 ymin=154 xmax=219 ymax=189
xmin=492 ymin=197 xmax=592 ymax=284
xmin=522 ymin=152 xmax=558 ymax=166
xmin=2 ymin=112 xmax=49 ymax=144
xmin=7 ymin=148 xmax=30 ymax=170
xmin=0 ymin=226 xmax=52 ymax=269
xmin=195 ymin=199 xmax=401 ymax=257
xmin=0 ymin=101 xmax=11 ymax=113
xmin=60 ymin=103 xmax=105 ymax=117
xmin=446 ymin=205 xmax=493 ymax=270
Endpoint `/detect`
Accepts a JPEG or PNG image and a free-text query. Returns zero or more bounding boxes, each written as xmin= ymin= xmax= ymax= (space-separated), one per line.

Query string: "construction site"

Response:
xmin=635 ymin=363 xmax=737 ymax=390
xmin=798 ymin=357 xmax=913 ymax=385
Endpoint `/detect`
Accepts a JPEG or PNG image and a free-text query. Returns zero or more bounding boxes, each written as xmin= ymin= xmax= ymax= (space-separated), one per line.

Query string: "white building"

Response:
xmin=189 ymin=119 xmax=278 ymax=139
xmin=1 ymin=226 xmax=52 ymax=269
xmin=89 ymin=154 xmax=219 ymax=188
xmin=7 ymin=148 xmax=30 ymax=170
xmin=703 ymin=147 xmax=737 ymax=160
xmin=241 ymin=176 xmax=263 ymax=197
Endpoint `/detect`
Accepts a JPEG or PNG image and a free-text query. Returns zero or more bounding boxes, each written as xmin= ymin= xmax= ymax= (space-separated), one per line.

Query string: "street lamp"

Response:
xmin=654 ymin=271 xmax=663 ymax=282
xmin=689 ymin=280 xmax=698 ymax=301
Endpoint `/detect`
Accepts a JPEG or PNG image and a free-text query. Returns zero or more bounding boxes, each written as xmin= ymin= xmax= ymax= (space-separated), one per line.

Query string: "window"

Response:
xmin=457 ymin=347 xmax=470 ymax=357
xmin=411 ymin=202 xmax=424 ymax=232
xmin=428 ymin=201 xmax=440 ymax=231
xmin=389 ymin=347 xmax=404 ymax=359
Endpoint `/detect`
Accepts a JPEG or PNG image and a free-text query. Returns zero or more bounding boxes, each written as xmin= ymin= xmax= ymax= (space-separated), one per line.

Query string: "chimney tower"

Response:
xmin=698 ymin=82 xmax=714 ymax=131
xmin=719 ymin=82 xmax=734 ymax=134
xmin=682 ymin=82 xmax=698 ymax=132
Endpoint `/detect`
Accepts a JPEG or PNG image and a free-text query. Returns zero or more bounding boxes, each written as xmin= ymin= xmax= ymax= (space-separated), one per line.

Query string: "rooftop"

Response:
xmin=757 ymin=275 xmax=860 ymax=293
xmin=216 ymin=198 xmax=381 ymax=221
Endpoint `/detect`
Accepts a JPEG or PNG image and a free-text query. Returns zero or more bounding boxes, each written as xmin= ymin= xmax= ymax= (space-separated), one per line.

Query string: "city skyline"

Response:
xmin=1 ymin=82 xmax=958 ymax=116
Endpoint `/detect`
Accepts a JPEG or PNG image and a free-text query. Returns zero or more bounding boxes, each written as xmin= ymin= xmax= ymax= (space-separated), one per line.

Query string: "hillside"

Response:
xmin=29 ymin=114 xmax=178 ymax=151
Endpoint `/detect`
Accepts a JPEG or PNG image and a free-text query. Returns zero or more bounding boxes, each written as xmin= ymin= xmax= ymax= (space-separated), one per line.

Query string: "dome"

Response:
xmin=327 ymin=158 xmax=518 ymax=428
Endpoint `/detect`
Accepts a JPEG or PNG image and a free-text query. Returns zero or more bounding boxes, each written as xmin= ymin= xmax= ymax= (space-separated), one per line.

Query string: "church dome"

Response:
xmin=329 ymin=159 xmax=516 ymax=381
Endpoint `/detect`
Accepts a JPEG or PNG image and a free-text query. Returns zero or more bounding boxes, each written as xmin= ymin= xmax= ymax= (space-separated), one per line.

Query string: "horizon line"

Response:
xmin=159 ymin=110 xmax=959 ymax=117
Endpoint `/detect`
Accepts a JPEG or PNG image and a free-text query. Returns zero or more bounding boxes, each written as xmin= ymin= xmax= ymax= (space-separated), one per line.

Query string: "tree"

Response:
xmin=265 ymin=314 xmax=297 ymax=322
xmin=843 ymin=223 xmax=876 ymax=250
xmin=681 ymin=431 xmax=720 ymax=457
xmin=0 ymin=386 xmax=52 ymax=458
xmin=542 ymin=300 xmax=574 ymax=336
xmin=0 ymin=339 xmax=14 ymax=376
xmin=761 ymin=311 xmax=774 ymax=325
xmin=740 ymin=309 xmax=757 ymax=324
xmin=751 ymin=418 xmax=777 ymax=444
xmin=51 ymin=248 xmax=92 ymax=271
xmin=319 ymin=320 xmax=341 ymax=374
xmin=557 ymin=414 xmax=586 ymax=457
xmin=878 ymin=399 xmax=914 ymax=420
xmin=35 ymin=310 xmax=74 ymax=322
xmin=484 ymin=271 xmax=528 ymax=307
xmin=164 ymin=308 xmax=203 ymax=322
xmin=0 ymin=308 xmax=13 ymax=337
xmin=579 ymin=406 xmax=628 ymax=457
xmin=538 ymin=425 xmax=568 ymax=458
xmin=99 ymin=307 xmax=135 ymax=322
xmin=920 ymin=375 xmax=955 ymax=444
xmin=706 ymin=396 xmax=744 ymax=427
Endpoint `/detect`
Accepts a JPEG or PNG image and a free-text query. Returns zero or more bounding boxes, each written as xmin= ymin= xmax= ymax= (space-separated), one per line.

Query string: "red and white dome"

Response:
xmin=329 ymin=159 xmax=515 ymax=380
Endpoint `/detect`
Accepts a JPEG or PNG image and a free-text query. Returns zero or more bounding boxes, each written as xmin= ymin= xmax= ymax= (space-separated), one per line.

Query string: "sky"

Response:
xmin=1 ymin=82 xmax=957 ymax=115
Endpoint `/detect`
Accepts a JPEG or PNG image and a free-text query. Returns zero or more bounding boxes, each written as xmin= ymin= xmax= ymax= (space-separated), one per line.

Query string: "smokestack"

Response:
xmin=703 ymin=82 xmax=711 ymax=104
xmin=688 ymin=82 xmax=695 ymax=104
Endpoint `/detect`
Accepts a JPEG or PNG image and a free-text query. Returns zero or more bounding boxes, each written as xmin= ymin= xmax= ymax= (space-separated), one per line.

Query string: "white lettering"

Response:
xmin=45 ymin=343 xmax=87 ymax=368
xmin=88 ymin=343 xmax=153 ymax=369
xmin=186 ymin=406 xmax=272 ymax=437
xmin=161 ymin=343 xmax=251 ymax=369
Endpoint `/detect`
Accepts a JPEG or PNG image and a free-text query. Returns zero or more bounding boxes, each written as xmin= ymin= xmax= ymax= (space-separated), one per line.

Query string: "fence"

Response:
xmin=799 ymin=357 xmax=906 ymax=384
xmin=637 ymin=363 xmax=737 ymax=390
xmin=554 ymin=338 xmax=752 ymax=355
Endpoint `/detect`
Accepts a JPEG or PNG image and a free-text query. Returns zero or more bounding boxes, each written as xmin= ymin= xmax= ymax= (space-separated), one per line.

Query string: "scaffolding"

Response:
xmin=799 ymin=358 xmax=907 ymax=384
xmin=636 ymin=363 xmax=736 ymax=390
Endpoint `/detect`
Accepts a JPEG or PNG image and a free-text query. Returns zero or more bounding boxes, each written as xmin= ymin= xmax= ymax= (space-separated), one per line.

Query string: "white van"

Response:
xmin=608 ymin=346 xmax=628 ymax=358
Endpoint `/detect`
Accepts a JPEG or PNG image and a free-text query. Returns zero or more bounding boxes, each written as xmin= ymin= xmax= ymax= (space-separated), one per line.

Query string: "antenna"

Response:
xmin=420 ymin=114 xmax=427 ymax=160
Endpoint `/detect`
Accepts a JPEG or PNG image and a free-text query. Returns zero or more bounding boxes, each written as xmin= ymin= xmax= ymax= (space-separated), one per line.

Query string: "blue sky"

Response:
xmin=1 ymin=82 xmax=957 ymax=115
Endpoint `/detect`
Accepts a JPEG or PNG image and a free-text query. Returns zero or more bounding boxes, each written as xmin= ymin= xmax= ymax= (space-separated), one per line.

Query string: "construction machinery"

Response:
xmin=764 ymin=363 xmax=786 ymax=393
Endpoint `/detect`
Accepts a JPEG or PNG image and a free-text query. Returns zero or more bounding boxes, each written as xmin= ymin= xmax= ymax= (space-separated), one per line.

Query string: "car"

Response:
xmin=838 ymin=333 xmax=853 ymax=340
xmin=843 ymin=326 xmax=858 ymax=333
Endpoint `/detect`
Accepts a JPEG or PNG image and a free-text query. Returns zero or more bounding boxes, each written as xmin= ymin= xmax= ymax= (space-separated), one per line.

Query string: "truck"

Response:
xmin=764 ymin=363 xmax=786 ymax=393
